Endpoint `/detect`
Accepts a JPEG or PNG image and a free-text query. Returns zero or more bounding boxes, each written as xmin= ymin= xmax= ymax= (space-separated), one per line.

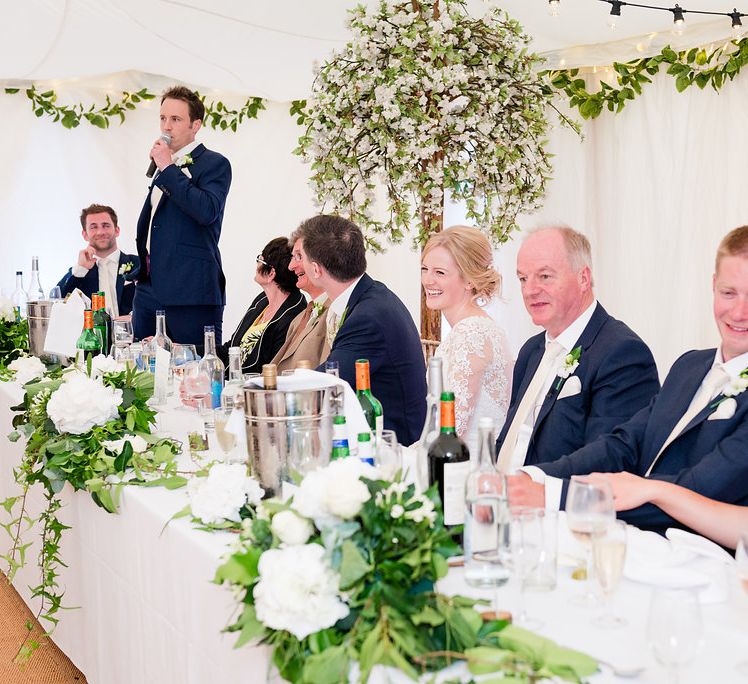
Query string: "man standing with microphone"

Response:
xmin=133 ymin=86 xmax=232 ymax=349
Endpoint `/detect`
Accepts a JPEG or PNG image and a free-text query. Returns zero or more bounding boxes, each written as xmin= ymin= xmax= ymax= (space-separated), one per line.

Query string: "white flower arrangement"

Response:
xmin=292 ymin=457 xmax=376 ymax=528
xmin=297 ymin=0 xmax=555 ymax=247
xmin=8 ymin=355 xmax=47 ymax=385
xmin=253 ymin=543 xmax=349 ymax=640
xmin=102 ymin=435 xmax=149 ymax=455
xmin=271 ymin=509 xmax=313 ymax=546
xmin=46 ymin=372 xmax=122 ymax=434
xmin=89 ymin=354 xmax=125 ymax=378
xmin=0 ymin=295 xmax=16 ymax=323
xmin=187 ymin=463 xmax=264 ymax=525
xmin=375 ymin=480 xmax=437 ymax=526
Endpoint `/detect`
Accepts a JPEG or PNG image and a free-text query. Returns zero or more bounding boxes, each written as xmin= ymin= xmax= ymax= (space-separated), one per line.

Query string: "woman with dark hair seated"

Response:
xmin=218 ymin=237 xmax=306 ymax=374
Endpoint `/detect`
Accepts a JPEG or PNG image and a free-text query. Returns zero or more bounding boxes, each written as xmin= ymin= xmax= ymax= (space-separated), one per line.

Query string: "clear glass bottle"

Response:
xmin=427 ymin=391 xmax=470 ymax=532
xmin=355 ymin=359 xmax=383 ymax=438
xmin=221 ymin=346 xmax=244 ymax=409
xmin=416 ymin=357 xmax=443 ymax=489
xmin=11 ymin=271 xmax=28 ymax=319
xmin=464 ymin=417 xmax=510 ymax=588
xmin=198 ymin=325 xmax=224 ymax=408
xmin=27 ymin=256 xmax=44 ymax=302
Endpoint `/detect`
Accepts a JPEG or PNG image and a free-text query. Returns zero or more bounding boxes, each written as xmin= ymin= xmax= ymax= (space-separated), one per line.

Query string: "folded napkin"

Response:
xmin=44 ymin=289 xmax=88 ymax=358
xmin=248 ymin=369 xmax=370 ymax=448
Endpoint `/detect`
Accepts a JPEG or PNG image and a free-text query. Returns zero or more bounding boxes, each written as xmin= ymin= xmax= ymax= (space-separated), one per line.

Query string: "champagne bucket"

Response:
xmin=27 ymin=300 xmax=54 ymax=358
xmin=243 ymin=385 xmax=331 ymax=497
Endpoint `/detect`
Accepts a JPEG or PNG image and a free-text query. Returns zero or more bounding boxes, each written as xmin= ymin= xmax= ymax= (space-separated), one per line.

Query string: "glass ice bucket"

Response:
xmin=243 ymin=385 xmax=332 ymax=497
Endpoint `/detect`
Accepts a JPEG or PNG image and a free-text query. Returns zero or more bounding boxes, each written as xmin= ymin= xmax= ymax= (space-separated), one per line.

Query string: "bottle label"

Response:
xmin=443 ymin=460 xmax=470 ymax=526
xmin=440 ymin=400 xmax=456 ymax=431
xmin=355 ymin=361 xmax=371 ymax=390
xmin=211 ymin=381 xmax=222 ymax=409
xmin=375 ymin=415 xmax=384 ymax=440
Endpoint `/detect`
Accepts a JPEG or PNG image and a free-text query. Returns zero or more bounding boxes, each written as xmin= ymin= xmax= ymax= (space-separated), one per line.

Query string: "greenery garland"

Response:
xmin=2 ymin=84 xmax=278 ymax=131
xmin=545 ymin=36 xmax=748 ymax=119
xmin=1 ymin=361 xmax=183 ymax=661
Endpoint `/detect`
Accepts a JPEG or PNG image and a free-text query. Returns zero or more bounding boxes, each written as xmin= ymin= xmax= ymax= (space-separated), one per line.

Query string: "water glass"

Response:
xmin=112 ymin=317 xmax=134 ymax=351
xmin=648 ymin=587 xmax=703 ymax=683
xmin=213 ymin=406 xmax=238 ymax=459
xmin=522 ymin=509 xmax=558 ymax=592
xmin=509 ymin=507 xmax=543 ymax=629
xmin=287 ymin=426 xmax=327 ymax=482
xmin=566 ymin=476 xmax=615 ymax=605
xmin=374 ymin=429 xmax=401 ymax=479
xmin=592 ymin=520 xmax=627 ymax=628
xmin=48 ymin=286 xmax=62 ymax=300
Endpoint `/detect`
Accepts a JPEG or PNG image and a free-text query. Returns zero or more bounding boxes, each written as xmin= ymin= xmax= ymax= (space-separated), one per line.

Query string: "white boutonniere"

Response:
xmin=311 ymin=301 xmax=325 ymax=320
xmin=709 ymin=367 xmax=748 ymax=414
xmin=554 ymin=345 xmax=582 ymax=391
xmin=118 ymin=261 xmax=135 ymax=277
xmin=176 ymin=153 xmax=194 ymax=167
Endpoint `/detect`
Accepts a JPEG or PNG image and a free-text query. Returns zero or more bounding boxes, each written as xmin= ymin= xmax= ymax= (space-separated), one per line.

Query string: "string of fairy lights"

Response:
xmin=548 ymin=0 xmax=746 ymax=35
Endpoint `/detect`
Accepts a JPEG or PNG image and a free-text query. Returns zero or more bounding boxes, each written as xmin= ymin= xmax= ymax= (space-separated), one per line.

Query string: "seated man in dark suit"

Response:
xmin=508 ymin=225 xmax=748 ymax=535
xmin=295 ymin=215 xmax=427 ymax=445
xmin=57 ymin=203 xmax=139 ymax=316
xmin=495 ymin=226 xmax=659 ymax=474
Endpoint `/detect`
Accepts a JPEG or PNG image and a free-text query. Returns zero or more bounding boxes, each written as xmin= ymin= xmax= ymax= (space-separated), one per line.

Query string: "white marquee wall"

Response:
xmin=2 ymin=68 xmax=747 ymax=377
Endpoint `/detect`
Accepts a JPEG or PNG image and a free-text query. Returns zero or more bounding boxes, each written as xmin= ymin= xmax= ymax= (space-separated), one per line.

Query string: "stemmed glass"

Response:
xmin=736 ymin=534 xmax=748 ymax=676
xmin=591 ymin=520 xmax=627 ymax=627
xmin=509 ymin=507 xmax=543 ymax=629
xmin=648 ymin=587 xmax=703 ymax=683
xmin=566 ymin=476 xmax=615 ymax=605
xmin=172 ymin=344 xmax=199 ymax=410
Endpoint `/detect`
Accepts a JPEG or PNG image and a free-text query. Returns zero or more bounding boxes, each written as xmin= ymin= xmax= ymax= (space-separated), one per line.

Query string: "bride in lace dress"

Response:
xmin=421 ymin=226 xmax=513 ymax=456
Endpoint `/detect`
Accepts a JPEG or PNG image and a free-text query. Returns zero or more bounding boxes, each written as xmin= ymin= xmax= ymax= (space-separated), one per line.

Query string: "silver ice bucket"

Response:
xmin=27 ymin=300 xmax=54 ymax=359
xmin=243 ymin=385 xmax=332 ymax=497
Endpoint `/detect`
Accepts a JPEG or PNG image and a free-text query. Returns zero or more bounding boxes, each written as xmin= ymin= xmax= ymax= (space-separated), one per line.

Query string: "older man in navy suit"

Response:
xmin=57 ymin=203 xmax=139 ymax=316
xmin=495 ymin=226 xmax=659 ymax=476
xmin=296 ymin=215 xmax=426 ymax=445
xmin=133 ymin=86 xmax=231 ymax=349
xmin=509 ymin=225 xmax=748 ymax=535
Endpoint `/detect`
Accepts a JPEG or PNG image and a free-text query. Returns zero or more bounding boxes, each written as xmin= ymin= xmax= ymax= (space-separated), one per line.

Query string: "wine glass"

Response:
xmin=48 ymin=286 xmax=62 ymax=301
xmin=509 ymin=507 xmax=543 ymax=629
xmin=736 ymin=534 xmax=748 ymax=675
xmin=374 ymin=429 xmax=401 ymax=479
xmin=172 ymin=344 xmax=198 ymax=410
xmin=648 ymin=587 xmax=703 ymax=683
xmin=591 ymin=520 xmax=627 ymax=628
xmin=566 ymin=475 xmax=615 ymax=605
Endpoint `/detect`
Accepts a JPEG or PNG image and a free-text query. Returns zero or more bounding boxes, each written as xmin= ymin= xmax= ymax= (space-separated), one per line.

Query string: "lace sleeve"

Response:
xmin=442 ymin=320 xmax=493 ymax=439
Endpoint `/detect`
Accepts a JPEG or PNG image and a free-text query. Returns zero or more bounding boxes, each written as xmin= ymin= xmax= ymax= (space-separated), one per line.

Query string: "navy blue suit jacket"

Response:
xmin=496 ymin=303 xmax=659 ymax=465
xmin=56 ymin=252 xmax=140 ymax=315
xmin=320 ymin=274 xmax=427 ymax=445
xmin=539 ymin=349 xmax=748 ymax=534
xmin=136 ymin=143 xmax=231 ymax=306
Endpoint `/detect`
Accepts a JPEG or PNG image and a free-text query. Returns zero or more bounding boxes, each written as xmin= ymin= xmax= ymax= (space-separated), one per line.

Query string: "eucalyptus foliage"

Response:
xmin=296 ymin=0 xmax=556 ymax=249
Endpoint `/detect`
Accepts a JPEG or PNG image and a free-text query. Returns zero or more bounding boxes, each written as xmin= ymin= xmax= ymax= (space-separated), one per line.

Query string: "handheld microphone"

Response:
xmin=146 ymin=133 xmax=172 ymax=178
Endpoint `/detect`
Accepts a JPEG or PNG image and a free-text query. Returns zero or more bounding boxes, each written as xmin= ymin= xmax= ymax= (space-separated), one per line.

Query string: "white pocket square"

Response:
xmin=707 ymin=397 xmax=737 ymax=420
xmin=557 ymin=375 xmax=581 ymax=400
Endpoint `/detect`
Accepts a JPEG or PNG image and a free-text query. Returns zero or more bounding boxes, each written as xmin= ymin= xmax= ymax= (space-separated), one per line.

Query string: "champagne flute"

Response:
xmin=736 ymin=534 xmax=748 ymax=676
xmin=509 ymin=507 xmax=543 ymax=629
xmin=566 ymin=475 xmax=615 ymax=605
xmin=648 ymin=587 xmax=703 ymax=683
xmin=591 ymin=520 xmax=627 ymax=628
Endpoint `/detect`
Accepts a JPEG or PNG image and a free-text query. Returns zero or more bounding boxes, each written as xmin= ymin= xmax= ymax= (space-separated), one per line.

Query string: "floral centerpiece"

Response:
xmin=1 ymin=357 xmax=183 ymax=659
xmin=0 ymin=295 xmax=29 ymax=373
xmin=297 ymin=0 xmax=563 ymax=249
xmin=215 ymin=459 xmax=597 ymax=683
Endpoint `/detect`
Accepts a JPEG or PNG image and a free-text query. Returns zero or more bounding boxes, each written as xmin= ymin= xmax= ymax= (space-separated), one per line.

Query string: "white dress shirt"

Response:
xmin=531 ymin=346 xmax=748 ymax=511
xmin=72 ymin=248 xmax=121 ymax=317
xmin=326 ymin=275 xmax=362 ymax=345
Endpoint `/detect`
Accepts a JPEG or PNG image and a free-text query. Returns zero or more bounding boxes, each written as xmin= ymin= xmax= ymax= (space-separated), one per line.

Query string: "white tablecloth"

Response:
xmin=0 ymin=380 xmax=746 ymax=684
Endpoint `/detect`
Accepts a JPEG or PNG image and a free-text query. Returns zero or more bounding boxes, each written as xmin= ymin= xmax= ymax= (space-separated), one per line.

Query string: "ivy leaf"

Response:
xmin=302 ymin=645 xmax=349 ymax=684
xmin=232 ymin=604 xmax=265 ymax=648
xmin=113 ymin=440 xmax=133 ymax=472
xmin=214 ymin=546 xmax=261 ymax=585
xmin=338 ymin=539 xmax=372 ymax=590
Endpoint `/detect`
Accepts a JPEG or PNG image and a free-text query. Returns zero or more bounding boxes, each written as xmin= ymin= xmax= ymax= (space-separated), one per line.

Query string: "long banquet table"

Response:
xmin=0 ymin=379 xmax=746 ymax=683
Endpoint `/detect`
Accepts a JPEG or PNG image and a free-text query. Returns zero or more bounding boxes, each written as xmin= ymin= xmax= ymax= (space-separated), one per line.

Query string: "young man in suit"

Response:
xmin=508 ymin=225 xmax=748 ymax=535
xmin=57 ymin=204 xmax=139 ymax=316
xmin=495 ymin=226 xmax=659 ymax=473
xmin=296 ymin=215 xmax=427 ymax=445
xmin=271 ymin=235 xmax=330 ymax=373
xmin=133 ymin=86 xmax=231 ymax=349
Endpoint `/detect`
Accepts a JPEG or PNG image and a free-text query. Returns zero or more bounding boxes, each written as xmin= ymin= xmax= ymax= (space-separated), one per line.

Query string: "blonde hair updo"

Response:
xmin=422 ymin=226 xmax=501 ymax=303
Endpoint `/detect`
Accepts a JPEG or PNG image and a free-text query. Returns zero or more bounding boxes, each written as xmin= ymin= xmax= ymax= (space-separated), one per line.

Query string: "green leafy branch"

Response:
xmin=545 ymin=36 xmax=748 ymax=119
xmin=0 ymin=318 xmax=29 ymax=372
xmin=201 ymin=95 xmax=266 ymax=131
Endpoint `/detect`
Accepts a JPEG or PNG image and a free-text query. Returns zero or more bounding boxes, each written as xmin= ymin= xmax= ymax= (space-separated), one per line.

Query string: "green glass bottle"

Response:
xmin=331 ymin=415 xmax=350 ymax=460
xmin=355 ymin=359 xmax=383 ymax=439
xmin=92 ymin=292 xmax=112 ymax=356
xmin=76 ymin=308 xmax=102 ymax=364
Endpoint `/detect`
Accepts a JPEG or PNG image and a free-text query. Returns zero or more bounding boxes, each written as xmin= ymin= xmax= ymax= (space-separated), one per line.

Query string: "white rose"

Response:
xmin=90 ymin=354 xmax=125 ymax=378
xmin=271 ymin=510 xmax=313 ymax=546
xmin=8 ymin=356 xmax=47 ymax=385
xmin=188 ymin=463 xmax=264 ymax=525
xmin=390 ymin=503 xmax=404 ymax=519
xmin=254 ymin=544 xmax=348 ymax=639
xmin=0 ymin=295 xmax=16 ymax=322
xmin=46 ymin=372 xmax=122 ymax=434
xmin=102 ymin=434 xmax=149 ymax=454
